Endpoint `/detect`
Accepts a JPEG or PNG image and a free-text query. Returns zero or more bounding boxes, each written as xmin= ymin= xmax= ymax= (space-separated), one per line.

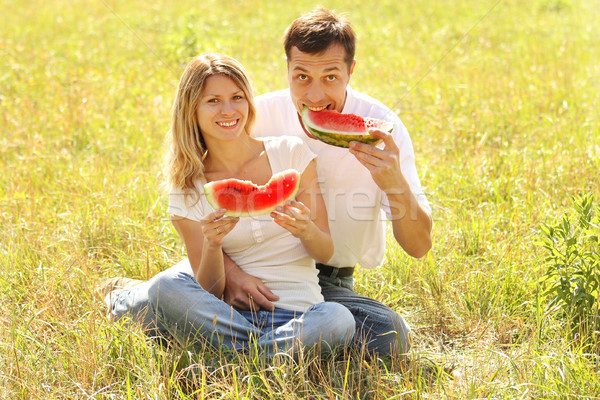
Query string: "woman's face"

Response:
xmin=197 ymin=74 xmax=249 ymax=143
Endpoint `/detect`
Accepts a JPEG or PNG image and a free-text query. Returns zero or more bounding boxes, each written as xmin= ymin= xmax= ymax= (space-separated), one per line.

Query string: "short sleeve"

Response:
xmin=167 ymin=186 xmax=207 ymax=222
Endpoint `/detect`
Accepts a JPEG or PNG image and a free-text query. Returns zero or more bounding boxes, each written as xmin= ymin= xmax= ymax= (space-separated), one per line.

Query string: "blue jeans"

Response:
xmin=107 ymin=260 xmax=410 ymax=356
xmin=107 ymin=260 xmax=355 ymax=357
xmin=318 ymin=274 xmax=412 ymax=356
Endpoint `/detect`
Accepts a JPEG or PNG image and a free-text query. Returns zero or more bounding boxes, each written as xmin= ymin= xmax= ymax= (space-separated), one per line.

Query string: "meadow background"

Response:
xmin=1 ymin=0 xmax=599 ymax=398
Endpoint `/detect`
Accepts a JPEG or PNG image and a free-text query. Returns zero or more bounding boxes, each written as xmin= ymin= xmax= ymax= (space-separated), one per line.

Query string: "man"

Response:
xmin=101 ymin=6 xmax=431 ymax=357
xmin=219 ymin=7 xmax=432 ymax=356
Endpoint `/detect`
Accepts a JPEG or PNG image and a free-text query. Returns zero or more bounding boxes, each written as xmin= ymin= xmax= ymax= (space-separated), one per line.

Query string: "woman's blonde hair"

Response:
xmin=165 ymin=53 xmax=256 ymax=196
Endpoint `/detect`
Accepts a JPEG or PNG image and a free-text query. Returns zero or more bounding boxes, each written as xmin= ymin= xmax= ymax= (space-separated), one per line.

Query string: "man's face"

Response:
xmin=287 ymin=44 xmax=355 ymax=118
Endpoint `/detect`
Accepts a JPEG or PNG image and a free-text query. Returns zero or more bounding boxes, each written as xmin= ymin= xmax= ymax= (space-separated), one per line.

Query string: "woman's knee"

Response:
xmin=318 ymin=302 xmax=356 ymax=340
xmin=147 ymin=271 xmax=194 ymax=310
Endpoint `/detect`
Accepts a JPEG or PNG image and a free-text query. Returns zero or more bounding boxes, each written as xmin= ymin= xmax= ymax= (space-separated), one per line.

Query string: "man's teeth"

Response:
xmin=308 ymin=105 xmax=328 ymax=111
xmin=218 ymin=120 xmax=237 ymax=127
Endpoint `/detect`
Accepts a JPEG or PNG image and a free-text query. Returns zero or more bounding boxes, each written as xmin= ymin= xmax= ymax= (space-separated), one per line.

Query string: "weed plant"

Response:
xmin=540 ymin=194 xmax=600 ymax=349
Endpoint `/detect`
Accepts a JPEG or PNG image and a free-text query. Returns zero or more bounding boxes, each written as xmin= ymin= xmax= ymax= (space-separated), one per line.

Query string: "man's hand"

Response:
xmin=348 ymin=129 xmax=404 ymax=193
xmin=223 ymin=263 xmax=279 ymax=311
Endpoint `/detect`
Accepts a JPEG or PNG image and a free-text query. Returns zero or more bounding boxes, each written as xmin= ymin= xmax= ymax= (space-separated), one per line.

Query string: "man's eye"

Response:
xmin=298 ymin=75 xmax=308 ymax=81
xmin=326 ymin=75 xmax=337 ymax=82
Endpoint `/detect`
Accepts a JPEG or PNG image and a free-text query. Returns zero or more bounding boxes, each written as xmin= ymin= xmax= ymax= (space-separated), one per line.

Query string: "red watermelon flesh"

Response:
xmin=203 ymin=169 xmax=301 ymax=217
xmin=307 ymin=110 xmax=366 ymax=133
xmin=301 ymin=107 xmax=394 ymax=148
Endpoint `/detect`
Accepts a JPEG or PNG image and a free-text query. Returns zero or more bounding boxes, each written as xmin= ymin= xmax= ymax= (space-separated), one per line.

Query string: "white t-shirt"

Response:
xmin=167 ymin=136 xmax=323 ymax=312
xmin=254 ymin=87 xmax=431 ymax=269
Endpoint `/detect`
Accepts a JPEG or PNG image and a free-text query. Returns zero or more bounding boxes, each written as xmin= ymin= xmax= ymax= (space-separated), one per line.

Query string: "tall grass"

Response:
xmin=2 ymin=0 xmax=599 ymax=398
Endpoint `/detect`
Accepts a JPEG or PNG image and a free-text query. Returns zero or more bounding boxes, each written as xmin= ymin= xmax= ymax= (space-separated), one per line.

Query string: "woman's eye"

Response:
xmin=207 ymin=98 xmax=218 ymax=104
xmin=233 ymin=95 xmax=244 ymax=101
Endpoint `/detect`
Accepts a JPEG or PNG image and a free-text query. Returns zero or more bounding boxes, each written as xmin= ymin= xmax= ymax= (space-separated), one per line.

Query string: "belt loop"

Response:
xmin=330 ymin=267 xmax=338 ymax=279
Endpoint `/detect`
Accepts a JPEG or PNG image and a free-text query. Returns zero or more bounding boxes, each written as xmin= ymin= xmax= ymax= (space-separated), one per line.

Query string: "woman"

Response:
xmin=144 ymin=53 xmax=354 ymax=356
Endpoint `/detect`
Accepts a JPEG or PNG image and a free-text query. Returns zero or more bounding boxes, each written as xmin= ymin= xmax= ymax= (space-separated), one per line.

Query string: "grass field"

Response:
xmin=2 ymin=0 xmax=600 ymax=398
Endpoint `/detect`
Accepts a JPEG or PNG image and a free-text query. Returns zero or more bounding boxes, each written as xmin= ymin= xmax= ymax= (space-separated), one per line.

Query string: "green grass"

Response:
xmin=2 ymin=0 xmax=600 ymax=398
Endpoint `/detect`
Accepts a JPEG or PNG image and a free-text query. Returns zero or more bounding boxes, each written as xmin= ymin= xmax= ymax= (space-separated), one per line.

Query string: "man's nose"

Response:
xmin=306 ymin=81 xmax=325 ymax=103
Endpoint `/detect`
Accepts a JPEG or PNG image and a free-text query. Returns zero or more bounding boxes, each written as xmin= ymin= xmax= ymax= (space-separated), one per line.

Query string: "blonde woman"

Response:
xmin=106 ymin=53 xmax=354 ymax=356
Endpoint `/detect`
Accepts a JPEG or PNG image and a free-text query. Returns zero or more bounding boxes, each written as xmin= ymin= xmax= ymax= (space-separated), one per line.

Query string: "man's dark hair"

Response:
xmin=284 ymin=6 xmax=356 ymax=71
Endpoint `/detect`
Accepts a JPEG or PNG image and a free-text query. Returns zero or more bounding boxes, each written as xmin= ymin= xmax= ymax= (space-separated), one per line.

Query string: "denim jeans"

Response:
xmin=107 ymin=259 xmax=410 ymax=356
xmin=318 ymin=274 xmax=412 ymax=356
xmin=107 ymin=259 xmax=355 ymax=357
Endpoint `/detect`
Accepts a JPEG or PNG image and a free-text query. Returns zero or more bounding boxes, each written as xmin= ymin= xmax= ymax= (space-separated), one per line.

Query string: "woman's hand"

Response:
xmin=271 ymin=199 xmax=332 ymax=264
xmin=271 ymin=200 xmax=314 ymax=239
xmin=201 ymin=209 xmax=239 ymax=247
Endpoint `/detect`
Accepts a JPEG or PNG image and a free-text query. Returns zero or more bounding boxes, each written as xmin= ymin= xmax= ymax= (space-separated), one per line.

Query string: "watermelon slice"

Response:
xmin=301 ymin=107 xmax=394 ymax=148
xmin=203 ymin=169 xmax=301 ymax=217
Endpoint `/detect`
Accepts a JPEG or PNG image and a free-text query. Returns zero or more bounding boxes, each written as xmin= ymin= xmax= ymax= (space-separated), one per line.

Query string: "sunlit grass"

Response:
xmin=2 ymin=0 xmax=600 ymax=398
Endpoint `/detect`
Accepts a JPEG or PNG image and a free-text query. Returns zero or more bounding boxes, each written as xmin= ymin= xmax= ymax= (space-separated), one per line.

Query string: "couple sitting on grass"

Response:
xmin=101 ymin=7 xmax=432 ymax=359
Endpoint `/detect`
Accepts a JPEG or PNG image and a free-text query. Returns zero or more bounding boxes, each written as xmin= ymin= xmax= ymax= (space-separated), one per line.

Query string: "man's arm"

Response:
xmin=223 ymin=257 xmax=279 ymax=311
xmin=349 ymin=129 xmax=432 ymax=258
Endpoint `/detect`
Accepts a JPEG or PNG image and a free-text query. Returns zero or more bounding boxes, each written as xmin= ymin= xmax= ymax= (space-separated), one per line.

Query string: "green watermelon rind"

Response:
xmin=306 ymin=128 xmax=383 ymax=148
xmin=301 ymin=107 xmax=393 ymax=148
xmin=203 ymin=169 xmax=301 ymax=218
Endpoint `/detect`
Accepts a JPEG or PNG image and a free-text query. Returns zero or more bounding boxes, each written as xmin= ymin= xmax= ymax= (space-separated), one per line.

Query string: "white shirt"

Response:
xmin=167 ymin=136 xmax=324 ymax=312
xmin=254 ymin=87 xmax=431 ymax=269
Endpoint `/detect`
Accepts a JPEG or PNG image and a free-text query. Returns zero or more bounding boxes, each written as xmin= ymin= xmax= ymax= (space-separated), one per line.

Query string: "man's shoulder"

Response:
xmin=255 ymin=88 xmax=291 ymax=105
xmin=261 ymin=135 xmax=304 ymax=148
xmin=346 ymin=87 xmax=410 ymax=140
xmin=346 ymin=87 xmax=399 ymax=119
xmin=253 ymin=88 xmax=298 ymax=137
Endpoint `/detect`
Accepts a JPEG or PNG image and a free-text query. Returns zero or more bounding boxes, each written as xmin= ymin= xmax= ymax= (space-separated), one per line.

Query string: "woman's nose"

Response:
xmin=220 ymin=100 xmax=235 ymax=114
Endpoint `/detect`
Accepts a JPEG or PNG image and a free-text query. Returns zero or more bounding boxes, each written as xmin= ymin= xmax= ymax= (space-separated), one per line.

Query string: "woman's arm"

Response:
xmin=173 ymin=214 xmax=279 ymax=309
xmin=271 ymin=158 xmax=333 ymax=264
xmin=171 ymin=210 xmax=239 ymax=298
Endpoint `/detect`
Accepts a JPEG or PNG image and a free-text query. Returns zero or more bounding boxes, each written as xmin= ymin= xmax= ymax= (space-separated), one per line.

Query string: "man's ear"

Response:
xmin=349 ymin=59 xmax=356 ymax=75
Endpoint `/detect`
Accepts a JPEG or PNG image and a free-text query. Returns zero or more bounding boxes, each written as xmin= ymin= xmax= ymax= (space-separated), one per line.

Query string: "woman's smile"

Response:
xmin=217 ymin=119 xmax=240 ymax=128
